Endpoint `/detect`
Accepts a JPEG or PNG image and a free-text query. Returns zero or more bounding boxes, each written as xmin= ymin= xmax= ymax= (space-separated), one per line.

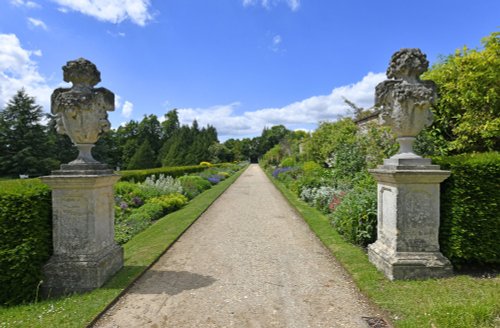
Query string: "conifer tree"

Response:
xmin=127 ymin=139 xmax=156 ymax=169
xmin=0 ymin=89 xmax=56 ymax=176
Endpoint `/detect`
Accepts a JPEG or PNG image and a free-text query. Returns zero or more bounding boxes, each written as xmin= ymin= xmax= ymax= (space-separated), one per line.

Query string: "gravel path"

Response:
xmin=94 ymin=164 xmax=387 ymax=328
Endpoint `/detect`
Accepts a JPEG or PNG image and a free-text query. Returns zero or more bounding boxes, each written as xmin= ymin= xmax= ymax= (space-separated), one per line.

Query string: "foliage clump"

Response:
xmin=418 ymin=32 xmax=500 ymax=155
xmin=139 ymin=174 xmax=183 ymax=197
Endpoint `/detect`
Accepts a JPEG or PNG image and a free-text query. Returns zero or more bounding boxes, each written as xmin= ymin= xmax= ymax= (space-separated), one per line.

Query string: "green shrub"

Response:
xmin=302 ymin=161 xmax=322 ymax=175
xmin=115 ymin=203 xmax=164 ymax=245
xmin=147 ymin=193 xmax=188 ymax=213
xmin=434 ymin=152 xmax=500 ymax=265
xmin=138 ymin=174 xmax=183 ymax=198
xmin=280 ymin=156 xmax=296 ymax=168
xmin=0 ymin=179 xmax=52 ymax=305
xmin=199 ymin=161 xmax=213 ymax=167
xmin=119 ymin=165 xmax=206 ymax=183
xmin=178 ymin=175 xmax=212 ymax=199
xmin=330 ymin=174 xmax=377 ymax=247
xmin=114 ymin=181 xmax=147 ymax=205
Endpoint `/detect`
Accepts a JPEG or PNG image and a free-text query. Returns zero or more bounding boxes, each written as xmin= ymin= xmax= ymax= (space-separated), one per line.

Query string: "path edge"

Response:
xmin=86 ymin=165 xmax=249 ymax=328
xmin=260 ymin=164 xmax=394 ymax=327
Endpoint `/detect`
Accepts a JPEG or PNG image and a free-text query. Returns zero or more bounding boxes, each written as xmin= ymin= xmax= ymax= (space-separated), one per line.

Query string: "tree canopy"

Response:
xmin=421 ymin=31 xmax=500 ymax=154
xmin=0 ymin=89 xmax=57 ymax=176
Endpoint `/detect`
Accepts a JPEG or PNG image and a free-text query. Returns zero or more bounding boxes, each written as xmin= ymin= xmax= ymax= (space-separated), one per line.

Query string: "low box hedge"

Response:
xmin=435 ymin=152 xmax=500 ymax=265
xmin=0 ymin=179 xmax=52 ymax=305
xmin=118 ymin=165 xmax=207 ymax=182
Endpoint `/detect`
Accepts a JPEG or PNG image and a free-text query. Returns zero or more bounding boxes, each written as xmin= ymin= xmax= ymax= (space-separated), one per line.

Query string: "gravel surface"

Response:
xmin=93 ymin=164 xmax=388 ymax=328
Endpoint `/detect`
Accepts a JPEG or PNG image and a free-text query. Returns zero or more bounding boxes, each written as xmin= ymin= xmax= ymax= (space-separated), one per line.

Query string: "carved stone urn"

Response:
xmin=375 ymin=48 xmax=436 ymax=165
xmin=51 ymin=58 xmax=114 ymax=167
xmin=367 ymin=49 xmax=452 ymax=280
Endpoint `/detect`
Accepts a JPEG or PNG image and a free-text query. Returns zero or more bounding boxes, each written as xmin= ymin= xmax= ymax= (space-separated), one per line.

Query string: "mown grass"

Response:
xmin=0 ymin=167 xmax=246 ymax=328
xmin=268 ymin=171 xmax=500 ymax=328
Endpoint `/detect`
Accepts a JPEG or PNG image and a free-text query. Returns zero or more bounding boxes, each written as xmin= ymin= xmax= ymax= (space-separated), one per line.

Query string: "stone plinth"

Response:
xmin=41 ymin=172 xmax=123 ymax=296
xmin=367 ymin=163 xmax=453 ymax=280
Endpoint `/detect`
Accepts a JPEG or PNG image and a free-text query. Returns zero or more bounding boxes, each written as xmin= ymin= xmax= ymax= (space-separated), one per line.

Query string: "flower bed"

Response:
xmin=113 ymin=163 xmax=244 ymax=244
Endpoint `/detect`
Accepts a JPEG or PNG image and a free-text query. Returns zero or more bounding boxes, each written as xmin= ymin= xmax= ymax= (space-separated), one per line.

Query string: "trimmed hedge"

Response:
xmin=435 ymin=152 xmax=500 ymax=265
xmin=118 ymin=165 xmax=207 ymax=183
xmin=0 ymin=179 xmax=52 ymax=305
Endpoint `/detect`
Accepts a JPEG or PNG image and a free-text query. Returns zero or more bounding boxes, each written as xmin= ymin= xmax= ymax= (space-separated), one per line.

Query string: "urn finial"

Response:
xmin=51 ymin=58 xmax=114 ymax=169
xmin=62 ymin=58 xmax=101 ymax=87
xmin=375 ymin=48 xmax=436 ymax=161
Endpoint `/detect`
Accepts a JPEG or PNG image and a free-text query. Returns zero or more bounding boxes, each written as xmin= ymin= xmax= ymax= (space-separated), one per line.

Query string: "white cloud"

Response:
xmin=27 ymin=17 xmax=48 ymax=30
xmin=10 ymin=0 xmax=41 ymax=9
xmin=52 ymin=0 xmax=153 ymax=26
xmin=121 ymin=100 xmax=133 ymax=118
xmin=107 ymin=30 xmax=126 ymax=37
xmin=271 ymin=34 xmax=282 ymax=52
xmin=176 ymin=72 xmax=386 ymax=140
xmin=0 ymin=33 xmax=52 ymax=111
xmin=114 ymin=94 xmax=122 ymax=109
xmin=243 ymin=0 xmax=300 ymax=11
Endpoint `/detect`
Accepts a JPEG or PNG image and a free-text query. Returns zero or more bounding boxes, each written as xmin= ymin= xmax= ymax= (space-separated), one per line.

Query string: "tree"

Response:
xmin=137 ymin=114 xmax=162 ymax=155
xmin=115 ymin=120 xmax=139 ymax=168
xmin=161 ymin=109 xmax=180 ymax=141
xmin=309 ymin=118 xmax=359 ymax=165
xmin=421 ymin=31 xmax=500 ymax=154
xmin=127 ymin=140 xmax=156 ymax=169
xmin=45 ymin=115 xmax=78 ymax=166
xmin=259 ymin=125 xmax=291 ymax=155
xmin=208 ymin=143 xmax=233 ymax=163
xmin=93 ymin=129 xmax=121 ymax=168
xmin=0 ymin=89 xmax=56 ymax=176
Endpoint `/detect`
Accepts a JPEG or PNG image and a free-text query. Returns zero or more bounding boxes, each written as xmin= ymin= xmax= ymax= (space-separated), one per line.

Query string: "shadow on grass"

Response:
xmin=454 ymin=263 xmax=500 ymax=279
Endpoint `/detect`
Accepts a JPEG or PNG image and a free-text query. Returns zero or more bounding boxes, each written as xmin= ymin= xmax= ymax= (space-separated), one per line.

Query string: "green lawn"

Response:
xmin=268 ymin=171 xmax=500 ymax=328
xmin=0 ymin=167 xmax=246 ymax=328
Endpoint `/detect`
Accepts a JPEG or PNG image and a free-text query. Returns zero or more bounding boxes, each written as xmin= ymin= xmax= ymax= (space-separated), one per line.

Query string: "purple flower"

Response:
xmin=119 ymin=202 xmax=128 ymax=210
xmin=132 ymin=196 xmax=143 ymax=207
xmin=207 ymin=175 xmax=221 ymax=184
xmin=272 ymin=167 xmax=293 ymax=178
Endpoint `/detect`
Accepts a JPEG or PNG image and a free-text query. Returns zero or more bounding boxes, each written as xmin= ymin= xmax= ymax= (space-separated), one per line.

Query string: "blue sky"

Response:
xmin=1 ymin=0 xmax=498 ymax=141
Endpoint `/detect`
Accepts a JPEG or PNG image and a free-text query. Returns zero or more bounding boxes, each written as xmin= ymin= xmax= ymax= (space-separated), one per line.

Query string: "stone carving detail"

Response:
xmin=51 ymin=58 xmax=114 ymax=164
xmin=375 ymin=49 xmax=437 ymax=158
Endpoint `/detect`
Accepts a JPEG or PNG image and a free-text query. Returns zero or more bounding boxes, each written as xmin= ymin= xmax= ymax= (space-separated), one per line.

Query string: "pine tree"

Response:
xmin=127 ymin=140 xmax=156 ymax=170
xmin=0 ymin=89 xmax=56 ymax=176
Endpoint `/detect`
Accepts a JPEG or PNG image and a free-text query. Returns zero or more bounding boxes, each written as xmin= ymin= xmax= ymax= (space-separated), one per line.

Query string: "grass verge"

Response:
xmin=267 ymin=170 xmax=500 ymax=328
xmin=0 ymin=167 xmax=246 ymax=328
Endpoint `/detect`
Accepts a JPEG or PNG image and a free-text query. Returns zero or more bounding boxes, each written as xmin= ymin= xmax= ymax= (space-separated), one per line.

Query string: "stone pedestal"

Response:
xmin=41 ymin=171 xmax=123 ymax=296
xmin=367 ymin=158 xmax=453 ymax=280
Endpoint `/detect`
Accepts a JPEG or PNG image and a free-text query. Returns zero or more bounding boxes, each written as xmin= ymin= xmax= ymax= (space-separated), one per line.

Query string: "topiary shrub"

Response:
xmin=434 ymin=152 xmax=500 ymax=265
xmin=199 ymin=161 xmax=213 ymax=167
xmin=0 ymin=179 xmax=52 ymax=305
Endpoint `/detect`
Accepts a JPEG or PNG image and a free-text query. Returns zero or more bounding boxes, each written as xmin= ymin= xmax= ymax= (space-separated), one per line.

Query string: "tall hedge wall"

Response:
xmin=435 ymin=152 xmax=500 ymax=265
xmin=118 ymin=165 xmax=207 ymax=182
xmin=0 ymin=179 xmax=52 ymax=305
